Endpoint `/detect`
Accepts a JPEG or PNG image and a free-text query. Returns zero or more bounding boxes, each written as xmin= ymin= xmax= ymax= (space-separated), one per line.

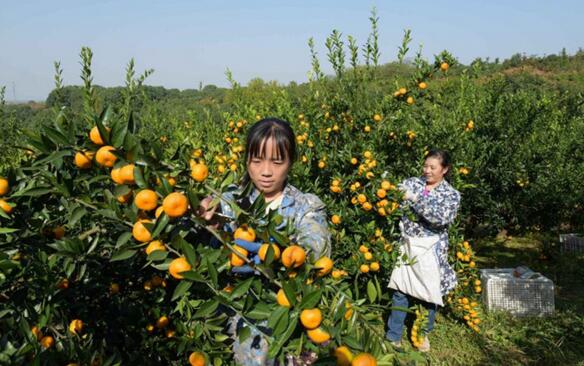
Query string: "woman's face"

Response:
xmin=423 ymin=156 xmax=448 ymax=185
xmin=247 ymin=137 xmax=291 ymax=201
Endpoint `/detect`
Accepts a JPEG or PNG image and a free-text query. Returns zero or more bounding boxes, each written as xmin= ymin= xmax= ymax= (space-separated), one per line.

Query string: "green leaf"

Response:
xmin=147 ymin=250 xmax=168 ymax=262
xmin=246 ymin=303 xmax=271 ymax=320
xmin=237 ymin=326 xmax=251 ymax=344
xmin=267 ymin=317 xmax=298 ymax=358
xmin=11 ymin=186 xmax=54 ymax=197
xmin=206 ymin=256 xmax=218 ymax=287
xmin=193 ymin=299 xmax=219 ymax=318
xmin=341 ymin=335 xmax=362 ymax=350
xmin=271 ymin=308 xmax=289 ymax=337
xmin=229 ymin=277 xmax=254 ymax=300
xmin=134 ymin=165 xmax=147 ymax=188
xmin=110 ymin=249 xmax=137 ymax=262
xmin=367 ymin=280 xmax=377 ymax=303
xmin=172 ymin=280 xmax=193 ymax=301
xmin=68 ymin=206 xmax=87 ymax=227
xmin=115 ymin=232 xmax=132 ymax=248
xmin=111 ymin=115 xmax=128 ymax=148
xmin=282 ymin=281 xmax=297 ymax=307
xmin=0 ymin=228 xmax=18 ymax=234
xmin=96 ymin=106 xmax=112 ymax=144
xmin=299 ymin=289 xmax=321 ymax=309
xmin=150 ymin=213 xmax=169 ymax=239
xmin=267 ymin=306 xmax=288 ymax=329
xmin=43 ymin=126 xmax=70 ymax=146
xmin=181 ymin=271 xmax=206 ymax=283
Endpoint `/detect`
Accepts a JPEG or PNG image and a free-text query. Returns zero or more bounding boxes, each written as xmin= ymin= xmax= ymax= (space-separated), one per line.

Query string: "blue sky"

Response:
xmin=1 ymin=0 xmax=582 ymax=101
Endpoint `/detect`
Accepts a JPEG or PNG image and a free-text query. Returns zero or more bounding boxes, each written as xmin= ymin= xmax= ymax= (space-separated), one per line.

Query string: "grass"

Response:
xmin=392 ymin=232 xmax=584 ymax=365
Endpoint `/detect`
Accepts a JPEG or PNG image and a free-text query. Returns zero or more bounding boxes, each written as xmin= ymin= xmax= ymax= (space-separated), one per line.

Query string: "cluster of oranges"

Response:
xmin=350 ymin=178 xmax=399 ymax=218
xmin=516 ymin=178 xmax=529 ymax=188
xmin=145 ymin=315 xmax=176 ymax=338
xmin=458 ymin=167 xmax=470 ymax=176
xmin=465 ymin=120 xmax=475 ymax=132
xmin=410 ymin=307 xmax=428 ymax=349
xmin=392 ymin=87 xmax=415 ymax=105
xmin=456 ymin=241 xmax=476 ymax=269
xmin=0 ymin=176 xmax=13 ymax=214
xmin=456 ymin=297 xmax=481 ymax=333
xmin=357 ymin=245 xmax=380 ymax=273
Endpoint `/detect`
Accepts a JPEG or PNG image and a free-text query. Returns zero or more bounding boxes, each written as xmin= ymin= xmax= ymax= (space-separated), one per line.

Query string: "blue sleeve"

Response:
xmin=294 ymin=194 xmax=331 ymax=258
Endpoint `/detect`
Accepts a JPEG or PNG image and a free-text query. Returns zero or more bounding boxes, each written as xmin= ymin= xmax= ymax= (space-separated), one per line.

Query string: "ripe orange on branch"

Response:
xmin=74 ymin=151 xmax=94 ymax=169
xmin=89 ymin=126 xmax=110 ymax=146
xmin=230 ymin=245 xmax=249 ymax=267
xmin=276 ymin=289 xmax=291 ymax=308
xmin=300 ymin=308 xmax=322 ymax=329
xmin=169 ymin=257 xmax=192 ymax=279
xmin=145 ymin=240 xmax=166 ymax=255
xmin=135 ymin=189 xmax=158 ymax=211
xmin=234 ymin=225 xmax=256 ymax=242
xmin=306 ymin=327 xmax=330 ymax=344
xmin=163 ymin=192 xmax=189 ymax=218
xmin=258 ymin=243 xmax=281 ymax=261
xmin=95 ymin=146 xmax=117 ymax=167
xmin=351 ymin=353 xmax=377 ymax=366
xmin=314 ymin=256 xmax=333 ymax=277
xmin=132 ymin=219 xmax=153 ymax=242
xmin=281 ymin=245 xmax=306 ymax=269
xmin=189 ymin=352 xmax=207 ymax=366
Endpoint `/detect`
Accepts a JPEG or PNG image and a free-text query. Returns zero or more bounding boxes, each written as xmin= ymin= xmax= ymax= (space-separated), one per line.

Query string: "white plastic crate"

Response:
xmin=559 ymin=233 xmax=584 ymax=254
xmin=480 ymin=268 xmax=555 ymax=317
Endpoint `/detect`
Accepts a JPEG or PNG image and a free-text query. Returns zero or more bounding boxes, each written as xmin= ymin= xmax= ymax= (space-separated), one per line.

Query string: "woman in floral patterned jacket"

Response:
xmin=385 ymin=149 xmax=461 ymax=353
xmin=200 ymin=117 xmax=331 ymax=365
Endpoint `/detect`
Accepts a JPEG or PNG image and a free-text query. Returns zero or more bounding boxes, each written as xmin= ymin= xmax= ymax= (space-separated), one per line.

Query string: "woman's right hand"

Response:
xmin=198 ymin=196 xmax=221 ymax=229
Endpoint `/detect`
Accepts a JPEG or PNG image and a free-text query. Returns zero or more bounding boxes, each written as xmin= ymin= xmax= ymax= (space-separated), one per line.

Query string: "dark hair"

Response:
xmin=425 ymin=148 xmax=452 ymax=177
xmin=242 ymin=117 xmax=297 ymax=184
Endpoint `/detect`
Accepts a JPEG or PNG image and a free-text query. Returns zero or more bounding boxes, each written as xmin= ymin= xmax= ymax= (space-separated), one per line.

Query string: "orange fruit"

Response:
xmin=53 ymin=226 xmax=65 ymax=239
xmin=40 ymin=335 xmax=54 ymax=348
xmin=351 ymin=353 xmax=377 ymax=366
xmin=145 ymin=240 xmax=166 ymax=255
xmin=156 ymin=315 xmax=169 ymax=329
xmin=31 ymin=326 xmax=43 ymax=340
xmin=258 ymin=244 xmax=281 ymax=261
xmin=360 ymin=264 xmax=370 ymax=273
xmin=314 ymin=256 xmax=333 ymax=277
xmin=276 ymin=289 xmax=291 ymax=308
xmin=357 ymin=194 xmax=367 ymax=204
xmin=95 ymin=146 xmax=117 ymax=167
xmin=135 ymin=189 xmax=158 ymax=211
xmin=418 ymin=81 xmax=427 ymax=89
xmin=331 ymin=214 xmax=341 ymax=225
xmin=376 ymin=188 xmax=387 ymax=199
xmin=306 ymin=327 xmax=330 ymax=344
xmin=233 ymin=225 xmax=256 ymax=242
xmin=189 ymin=352 xmax=207 ymax=366
xmin=373 ymin=114 xmax=382 ymax=122
xmin=89 ymin=126 xmax=110 ymax=145
xmin=169 ymin=257 xmax=192 ymax=279
xmin=0 ymin=199 xmax=13 ymax=213
xmin=69 ymin=319 xmax=83 ymax=334
xmin=191 ymin=163 xmax=209 ymax=182
xmin=334 ymin=346 xmax=354 ymax=366
xmin=163 ymin=192 xmax=189 ymax=218
xmin=364 ymin=252 xmax=373 ymax=260
xmin=370 ymin=262 xmax=380 ymax=271
xmin=132 ymin=219 xmax=153 ymax=242
xmin=120 ymin=164 xmax=135 ymax=184
xmin=109 ymin=283 xmax=120 ymax=294
xmin=110 ymin=167 xmax=125 ymax=185
xmin=281 ymin=245 xmax=306 ymax=269
xmin=57 ymin=278 xmax=69 ymax=289
xmin=406 ymin=96 xmax=414 ymax=105
xmin=300 ymin=308 xmax=322 ymax=329
xmin=440 ymin=62 xmax=449 ymax=71
xmin=74 ymin=151 xmax=94 ymax=169
xmin=230 ymin=245 xmax=248 ymax=267
xmin=359 ymin=245 xmax=369 ymax=253
xmin=0 ymin=177 xmax=8 ymax=196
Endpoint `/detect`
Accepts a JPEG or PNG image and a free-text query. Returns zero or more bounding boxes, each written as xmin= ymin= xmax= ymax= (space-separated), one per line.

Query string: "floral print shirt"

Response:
xmin=399 ymin=177 xmax=461 ymax=296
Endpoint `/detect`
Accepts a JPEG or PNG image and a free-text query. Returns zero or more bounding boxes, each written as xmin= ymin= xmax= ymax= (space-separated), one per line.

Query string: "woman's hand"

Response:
xmin=231 ymin=238 xmax=262 ymax=275
xmin=198 ymin=196 xmax=222 ymax=229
